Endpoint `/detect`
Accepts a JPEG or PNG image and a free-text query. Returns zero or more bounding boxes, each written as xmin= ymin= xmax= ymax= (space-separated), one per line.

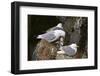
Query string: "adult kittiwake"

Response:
xmin=57 ymin=43 xmax=78 ymax=56
xmin=37 ymin=30 xmax=65 ymax=43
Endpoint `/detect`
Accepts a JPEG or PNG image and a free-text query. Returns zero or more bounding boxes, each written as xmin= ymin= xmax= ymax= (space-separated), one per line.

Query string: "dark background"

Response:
xmin=28 ymin=15 xmax=88 ymax=60
xmin=28 ymin=15 xmax=61 ymax=60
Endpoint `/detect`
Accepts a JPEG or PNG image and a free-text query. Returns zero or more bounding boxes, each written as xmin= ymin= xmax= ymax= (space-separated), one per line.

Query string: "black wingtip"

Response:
xmin=32 ymin=35 xmax=37 ymax=40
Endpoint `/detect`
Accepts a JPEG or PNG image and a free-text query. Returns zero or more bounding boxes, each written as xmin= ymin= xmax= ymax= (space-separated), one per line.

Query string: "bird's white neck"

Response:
xmin=54 ymin=30 xmax=65 ymax=37
xmin=70 ymin=46 xmax=77 ymax=53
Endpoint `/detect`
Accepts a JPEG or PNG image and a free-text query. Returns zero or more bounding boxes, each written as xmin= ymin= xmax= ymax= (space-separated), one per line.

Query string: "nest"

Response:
xmin=35 ymin=39 xmax=58 ymax=60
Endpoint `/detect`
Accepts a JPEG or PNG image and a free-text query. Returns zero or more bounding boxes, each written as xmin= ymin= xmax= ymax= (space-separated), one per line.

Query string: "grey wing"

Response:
xmin=41 ymin=31 xmax=56 ymax=42
xmin=62 ymin=46 xmax=76 ymax=56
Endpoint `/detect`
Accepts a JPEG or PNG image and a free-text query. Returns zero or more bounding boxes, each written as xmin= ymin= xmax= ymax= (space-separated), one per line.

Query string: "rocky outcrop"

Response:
xmin=33 ymin=39 xmax=57 ymax=60
xmin=57 ymin=17 xmax=88 ymax=58
xmin=31 ymin=16 xmax=88 ymax=60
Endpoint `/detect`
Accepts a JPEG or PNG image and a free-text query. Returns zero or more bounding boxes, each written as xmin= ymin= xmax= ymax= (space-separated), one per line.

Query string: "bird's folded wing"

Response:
xmin=41 ymin=31 xmax=56 ymax=42
xmin=62 ymin=46 xmax=76 ymax=56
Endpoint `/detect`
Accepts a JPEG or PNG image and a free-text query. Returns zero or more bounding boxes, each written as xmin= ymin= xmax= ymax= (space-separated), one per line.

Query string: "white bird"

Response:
xmin=46 ymin=23 xmax=63 ymax=32
xmin=57 ymin=43 xmax=78 ymax=56
xmin=37 ymin=30 xmax=65 ymax=43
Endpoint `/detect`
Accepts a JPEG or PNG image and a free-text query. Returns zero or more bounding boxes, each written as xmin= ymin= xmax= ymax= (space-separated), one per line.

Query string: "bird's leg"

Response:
xmin=55 ymin=41 xmax=60 ymax=51
xmin=59 ymin=36 xmax=64 ymax=50
xmin=57 ymin=37 xmax=66 ymax=54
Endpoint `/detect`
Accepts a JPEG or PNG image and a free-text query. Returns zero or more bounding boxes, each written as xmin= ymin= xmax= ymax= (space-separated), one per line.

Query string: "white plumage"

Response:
xmin=37 ymin=23 xmax=65 ymax=42
xmin=37 ymin=30 xmax=65 ymax=42
xmin=57 ymin=43 xmax=78 ymax=56
xmin=46 ymin=23 xmax=63 ymax=32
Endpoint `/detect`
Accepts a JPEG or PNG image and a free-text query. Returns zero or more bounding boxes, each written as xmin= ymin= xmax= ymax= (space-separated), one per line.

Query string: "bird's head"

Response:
xmin=70 ymin=43 xmax=79 ymax=49
xmin=56 ymin=23 xmax=63 ymax=28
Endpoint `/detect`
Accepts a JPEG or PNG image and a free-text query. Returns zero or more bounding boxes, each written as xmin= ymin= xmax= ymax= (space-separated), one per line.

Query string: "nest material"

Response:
xmin=35 ymin=39 xmax=57 ymax=60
